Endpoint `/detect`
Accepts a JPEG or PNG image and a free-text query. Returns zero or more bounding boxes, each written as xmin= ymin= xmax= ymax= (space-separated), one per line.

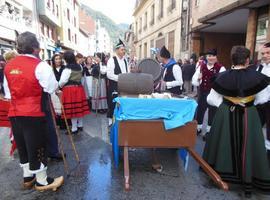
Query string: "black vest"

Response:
xmin=257 ymin=64 xmax=264 ymax=73
xmin=108 ymin=56 xmax=127 ymax=92
xmin=164 ymin=64 xmax=182 ymax=95
xmin=53 ymin=66 xmax=65 ymax=81
xmin=65 ymin=64 xmax=82 ymax=86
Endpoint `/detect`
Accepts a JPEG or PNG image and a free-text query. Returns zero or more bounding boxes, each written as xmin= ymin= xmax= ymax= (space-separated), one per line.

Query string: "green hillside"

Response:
xmin=81 ymin=4 xmax=129 ymax=44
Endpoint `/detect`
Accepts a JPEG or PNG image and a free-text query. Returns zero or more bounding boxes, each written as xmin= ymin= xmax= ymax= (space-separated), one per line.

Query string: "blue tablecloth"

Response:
xmin=110 ymin=97 xmax=198 ymax=167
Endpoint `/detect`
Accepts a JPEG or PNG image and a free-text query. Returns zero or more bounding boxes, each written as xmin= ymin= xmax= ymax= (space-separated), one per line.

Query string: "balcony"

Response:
xmin=37 ymin=0 xmax=60 ymax=27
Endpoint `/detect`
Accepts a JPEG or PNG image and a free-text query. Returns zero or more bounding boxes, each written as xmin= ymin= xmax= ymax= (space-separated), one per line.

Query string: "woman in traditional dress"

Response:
xmin=0 ymin=51 xmax=18 ymax=156
xmin=50 ymin=53 xmax=67 ymax=130
xmin=91 ymin=52 xmax=108 ymax=113
xmin=82 ymin=56 xmax=94 ymax=109
xmin=203 ymin=46 xmax=270 ymax=197
xmin=59 ymin=51 xmax=90 ymax=134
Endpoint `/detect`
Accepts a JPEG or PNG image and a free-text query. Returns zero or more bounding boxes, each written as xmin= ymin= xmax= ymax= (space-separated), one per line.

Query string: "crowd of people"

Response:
xmin=0 ymin=30 xmax=270 ymax=197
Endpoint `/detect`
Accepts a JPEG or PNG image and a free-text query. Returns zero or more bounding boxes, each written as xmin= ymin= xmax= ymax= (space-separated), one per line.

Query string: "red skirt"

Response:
xmin=0 ymin=99 xmax=11 ymax=127
xmin=61 ymin=85 xmax=90 ymax=119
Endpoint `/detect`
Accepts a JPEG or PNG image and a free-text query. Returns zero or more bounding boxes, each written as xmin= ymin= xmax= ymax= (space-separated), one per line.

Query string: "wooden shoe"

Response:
xmin=35 ymin=176 xmax=64 ymax=192
xmin=78 ymin=127 xmax=83 ymax=132
xmin=22 ymin=176 xmax=36 ymax=189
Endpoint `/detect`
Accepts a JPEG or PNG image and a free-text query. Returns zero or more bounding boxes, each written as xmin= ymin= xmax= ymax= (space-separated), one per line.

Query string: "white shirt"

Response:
xmin=100 ymin=63 xmax=107 ymax=75
xmin=163 ymin=64 xmax=183 ymax=89
xmin=258 ymin=62 xmax=270 ymax=77
xmin=107 ymin=55 xmax=128 ymax=82
xmin=192 ymin=64 xmax=226 ymax=86
xmin=59 ymin=68 xmax=71 ymax=88
xmin=207 ymin=86 xmax=270 ymax=107
xmin=3 ymin=54 xmax=58 ymax=99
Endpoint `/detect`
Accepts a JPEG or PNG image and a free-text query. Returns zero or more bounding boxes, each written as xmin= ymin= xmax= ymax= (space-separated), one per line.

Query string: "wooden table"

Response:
xmin=118 ymin=120 xmax=228 ymax=191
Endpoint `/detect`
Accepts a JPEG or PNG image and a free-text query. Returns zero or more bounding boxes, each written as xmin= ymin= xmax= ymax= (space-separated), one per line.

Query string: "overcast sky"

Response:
xmin=80 ymin=0 xmax=136 ymax=24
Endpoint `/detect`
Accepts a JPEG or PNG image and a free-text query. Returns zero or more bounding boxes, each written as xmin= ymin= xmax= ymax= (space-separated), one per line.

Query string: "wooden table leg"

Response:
xmin=124 ymin=146 xmax=130 ymax=190
xmin=187 ymin=148 xmax=229 ymax=191
xmin=151 ymin=149 xmax=163 ymax=172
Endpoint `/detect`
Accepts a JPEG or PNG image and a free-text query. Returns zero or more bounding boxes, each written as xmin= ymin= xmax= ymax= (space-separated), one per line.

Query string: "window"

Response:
xmin=139 ymin=17 xmax=142 ymax=33
xmin=47 ymin=25 xmax=50 ymax=37
xmin=195 ymin=0 xmax=200 ymax=6
xmin=144 ymin=12 xmax=147 ymax=30
xmin=56 ymin=5 xmax=59 ymax=17
xmin=139 ymin=44 xmax=142 ymax=59
xmin=257 ymin=16 xmax=268 ymax=37
xmin=47 ymin=0 xmax=50 ymax=8
xmin=168 ymin=0 xmax=176 ymax=12
xmin=168 ymin=30 xmax=175 ymax=57
xmin=144 ymin=42 xmax=147 ymax=58
xmin=73 ymin=0 xmax=76 ymax=10
xmin=41 ymin=23 xmax=44 ymax=35
xmin=135 ymin=21 xmax=138 ymax=35
xmin=171 ymin=0 xmax=176 ymax=9
xmin=67 ymin=8 xmax=70 ymax=21
xmin=51 ymin=28 xmax=55 ymax=40
xmin=150 ymin=4 xmax=155 ymax=26
xmin=75 ymin=34 xmax=77 ymax=44
xmin=52 ymin=0 xmax=55 ymax=13
xmin=150 ymin=39 xmax=154 ymax=58
xmin=74 ymin=17 xmax=76 ymax=27
xmin=68 ymin=28 xmax=71 ymax=41
xmin=159 ymin=0 xmax=164 ymax=19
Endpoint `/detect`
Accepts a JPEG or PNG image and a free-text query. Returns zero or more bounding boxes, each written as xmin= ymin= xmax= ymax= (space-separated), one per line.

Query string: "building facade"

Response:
xmin=190 ymin=0 xmax=270 ymax=67
xmin=37 ymin=0 xmax=61 ymax=59
xmin=58 ymin=0 xmax=80 ymax=52
xmin=96 ymin=20 xmax=112 ymax=54
xmin=133 ymin=0 xmax=182 ymax=60
xmin=124 ymin=23 xmax=136 ymax=58
xmin=78 ymin=8 xmax=96 ymax=56
xmin=0 ymin=0 xmax=38 ymax=54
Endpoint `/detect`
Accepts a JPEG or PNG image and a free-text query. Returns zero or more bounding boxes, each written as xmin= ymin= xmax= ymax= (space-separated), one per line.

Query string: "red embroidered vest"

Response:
xmin=4 ymin=55 xmax=44 ymax=117
xmin=200 ymin=63 xmax=223 ymax=92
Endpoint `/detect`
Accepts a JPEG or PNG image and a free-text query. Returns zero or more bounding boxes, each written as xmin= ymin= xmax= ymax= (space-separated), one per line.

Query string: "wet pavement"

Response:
xmin=0 ymin=114 xmax=269 ymax=200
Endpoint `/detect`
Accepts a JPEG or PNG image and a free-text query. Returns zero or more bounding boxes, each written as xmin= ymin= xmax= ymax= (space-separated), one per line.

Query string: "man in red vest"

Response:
xmin=192 ymin=49 xmax=226 ymax=141
xmin=4 ymin=32 xmax=64 ymax=192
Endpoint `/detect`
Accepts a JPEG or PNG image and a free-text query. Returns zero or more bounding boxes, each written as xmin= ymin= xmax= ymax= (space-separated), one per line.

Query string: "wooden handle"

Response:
xmin=187 ymin=148 xmax=229 ymax=191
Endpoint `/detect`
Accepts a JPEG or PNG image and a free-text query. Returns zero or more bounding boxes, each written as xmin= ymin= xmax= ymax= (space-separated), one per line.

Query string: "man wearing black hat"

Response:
xmin=192 ymin=49 xmax=225 ymax=140
xmin=106 ymin=39 xmax=128 ymax=125
xmin=256 ymin=42 xmax=270 ymax=153
xmin=159 ymin=46 xmax=183 ymax=95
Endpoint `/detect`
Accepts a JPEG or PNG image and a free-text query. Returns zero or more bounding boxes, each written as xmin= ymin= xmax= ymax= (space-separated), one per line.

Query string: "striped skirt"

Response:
xmin=0 ymin=99 xmax=11 ymax=127
xmin=61 ymin=85 xmax=90 ymax=119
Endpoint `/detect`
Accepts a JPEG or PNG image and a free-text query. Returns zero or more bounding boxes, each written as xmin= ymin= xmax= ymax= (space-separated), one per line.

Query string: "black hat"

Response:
xmin=115 ymin=39 xmax=125 ymax=49
xmin=206 ymin=49 xmax=217 ymax=56
xmin=160 ymin=46 xmax=171 ymax=59
xmin=263 ymin=42 xmax=270 ymax=48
